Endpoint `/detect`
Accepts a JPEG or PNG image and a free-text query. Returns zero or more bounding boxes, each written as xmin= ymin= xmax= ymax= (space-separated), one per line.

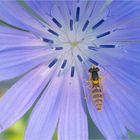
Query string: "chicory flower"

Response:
xmin=0 ymin=1 xmax=140 ymax=139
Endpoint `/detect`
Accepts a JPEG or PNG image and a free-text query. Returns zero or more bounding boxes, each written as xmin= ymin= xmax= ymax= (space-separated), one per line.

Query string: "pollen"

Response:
xmin=70 ymin=41 xmax=79 ymax=47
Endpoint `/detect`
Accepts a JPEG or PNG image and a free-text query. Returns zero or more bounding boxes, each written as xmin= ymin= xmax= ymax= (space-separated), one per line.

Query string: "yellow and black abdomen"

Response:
xmin=91 ymin=85 xmax=103 ymax=112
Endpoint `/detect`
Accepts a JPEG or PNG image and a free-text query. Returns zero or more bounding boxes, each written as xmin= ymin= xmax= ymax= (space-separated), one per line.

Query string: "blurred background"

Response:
xmin=0 ymin=79 xmax=140 ymax=140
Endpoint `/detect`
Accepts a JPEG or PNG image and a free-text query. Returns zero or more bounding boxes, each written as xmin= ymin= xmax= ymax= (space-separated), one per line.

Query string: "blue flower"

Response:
xmin=0 ymin=1 xmax=140 ymax=139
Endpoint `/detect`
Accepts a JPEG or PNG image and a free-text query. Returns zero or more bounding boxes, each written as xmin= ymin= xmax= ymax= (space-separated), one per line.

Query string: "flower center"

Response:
xmin=69 ymin=41 xmax=79 ymax=48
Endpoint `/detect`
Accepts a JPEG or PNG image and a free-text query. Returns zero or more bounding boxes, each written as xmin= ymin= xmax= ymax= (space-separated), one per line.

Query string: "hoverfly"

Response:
xmin=86 ymin=65 xmax=103 ymax=112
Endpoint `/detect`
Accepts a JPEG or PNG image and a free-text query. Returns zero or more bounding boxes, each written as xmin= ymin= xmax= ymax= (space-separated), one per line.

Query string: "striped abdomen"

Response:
xmin=91 ymin=85 xmax=103 ymax=112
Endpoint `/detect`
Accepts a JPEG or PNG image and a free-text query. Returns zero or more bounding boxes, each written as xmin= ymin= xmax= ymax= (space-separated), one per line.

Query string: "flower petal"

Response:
xmin=0 ymin=48 xmax=56 ymax=81
xmin=106 ymin=67 xmax=140 ymax=135
xmin=74 ymin=55 xmax=127 ymax=139
xmin=0 ymin=1 xmax=47 ymax=33
xmin=25 ymin=75 xmax=65 ymax=140
xmin=0 ymin=65 xmax=52 ymax=133
xmin=25 ymin=1 xmax=54 ymax=17
xmin=0 ymin=3 xmax=30 ymax=31
xmin=58 ymin=70 xmax=88 ymax=140
xmin=25 ymin=1 xmax=67 ymax=27
xmin=0 ymin=27 xmax=46 ymax=50
xmin=94 ymin=2 xmax=140 ymax=34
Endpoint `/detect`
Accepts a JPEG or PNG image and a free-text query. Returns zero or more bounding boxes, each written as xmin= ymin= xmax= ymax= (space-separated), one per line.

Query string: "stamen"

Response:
xmin=76 ymin=7 xmax=80 ymax=22
xmin=92 ymin=19 xmax=105 ymax=30
xmin=82 ymin=20 xmax=89 ymax=32
xmin=55 ymin=47 xmax=63 ymax=50
xmin=88 ymin=58 xmax=99 ymax=66
xmin=48 ymin=58 xmax=58 ymax=68
xmin=42 ymin=38 xmax=53 ymax=43
xmin=88 ymin=46 xmax=97 ymax=51
xmin=70 ymin=19 xmax=73 ymax=31
xmin=48 ymin=29 xmax=59 ymax=36
xmin=77 ymin=55 xmax=83 ymax=62
xmin=71 ymin=66 xmax=75 ymax=77
xmin=61 ymin=59 xmax=67 ymax=69
xmin=96 ymin=31 xmax=110 ymax=38
xmin=100 ymin=45 xmax=115 ymax=48
xmin=52 ymin=18 xmax=62 ymax=28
